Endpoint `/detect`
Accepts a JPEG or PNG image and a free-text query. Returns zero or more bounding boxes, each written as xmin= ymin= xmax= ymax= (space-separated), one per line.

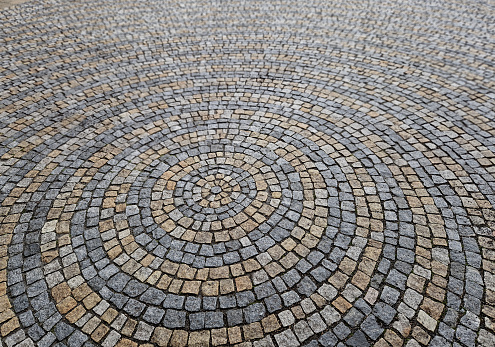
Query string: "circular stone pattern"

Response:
xmin=1 ymin=0 xmax=495 ymax=347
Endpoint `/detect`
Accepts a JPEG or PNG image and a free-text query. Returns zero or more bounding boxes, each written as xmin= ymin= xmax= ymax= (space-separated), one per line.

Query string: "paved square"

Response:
xmin=1 ymin=0 xmax=495 ymax=346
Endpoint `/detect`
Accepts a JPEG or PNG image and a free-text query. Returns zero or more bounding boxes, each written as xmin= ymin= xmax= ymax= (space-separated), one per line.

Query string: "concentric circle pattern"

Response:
xmin=1 ymin=0 xmax=495 ymax=346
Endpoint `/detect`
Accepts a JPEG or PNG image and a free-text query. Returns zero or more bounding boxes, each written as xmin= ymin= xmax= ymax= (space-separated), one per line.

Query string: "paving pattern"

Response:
xmin=0 ymin=0 xmax=27 ymax=10
xmin=1 ymin=0 xmax=495 ymax=346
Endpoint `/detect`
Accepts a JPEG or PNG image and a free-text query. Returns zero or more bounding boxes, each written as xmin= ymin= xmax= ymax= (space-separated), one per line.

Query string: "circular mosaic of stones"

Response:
xmin=1 ymin=0 xmax=495 ymax=346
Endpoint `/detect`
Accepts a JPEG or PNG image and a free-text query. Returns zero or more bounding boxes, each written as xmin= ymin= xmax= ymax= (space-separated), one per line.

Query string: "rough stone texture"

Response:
xmin=1 ymin=0 xmax=495 ymax=346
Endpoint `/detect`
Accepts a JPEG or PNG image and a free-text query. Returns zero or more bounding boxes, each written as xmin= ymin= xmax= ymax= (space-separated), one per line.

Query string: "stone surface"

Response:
xmin=1 ymin=0 xmax=495 ymax=346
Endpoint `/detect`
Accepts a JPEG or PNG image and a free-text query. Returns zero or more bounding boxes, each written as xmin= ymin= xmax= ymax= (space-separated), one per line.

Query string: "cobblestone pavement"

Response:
xmin=1 ymin=0 xmax=495 ymax=346
xmin=0 ymin=0 xmax=28 ymax=10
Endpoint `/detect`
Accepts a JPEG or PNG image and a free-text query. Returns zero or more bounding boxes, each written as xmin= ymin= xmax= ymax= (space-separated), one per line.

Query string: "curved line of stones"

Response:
xmin=144 ymin=157 xmax=279 ymax=244
xmin=2 ymin=42 xmax=494 ymax=158
xmin=0 ymin=91 xmax=492 ymax=346
xmin=146 ymin=156 xmax=277 ymax=234
xmin=51 ymin=109 xmax=488 ymax=346
xmin=0 ymin=2 xmax=492 ymax=346
xmin=285 ymin=103 xmax=490 ymax=345
xmin=1 ymin=67 xmax=494 ymax=226
xmin=0 ymin=87 xmax=492 ymax=347
xmin=2 ymin=6 xmax=493 ymax=86
xmin=81 ymin=78 xmax=495 ymax=214
xmin=70 ymin=120 xmax=335 ymax=315
xmin=5 ymin=109 xmax=444 ymax=347
xmin=1 ymin=95 xmax=492 ymax=346
xmin=3 ymin=71 xmax=494 ymax=198
xmin=88 ymin=125 xmax=315 ymax=259
xmin=141 ymin=84 xmax=495 ymax=202
xmin=263 ymin=97 xmax=491 ymax=346
xmin=17 ymin=115 xmax=340 ymax=346
xmin=100 ymin=143 xmax=305 ymax=286
xmin=168 ymin=164 xmax=255 ymax=217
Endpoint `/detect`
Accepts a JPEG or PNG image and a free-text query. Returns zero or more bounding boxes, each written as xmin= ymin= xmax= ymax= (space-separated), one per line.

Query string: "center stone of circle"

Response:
xmin=210 ymin=186 xmax=222 ymax=194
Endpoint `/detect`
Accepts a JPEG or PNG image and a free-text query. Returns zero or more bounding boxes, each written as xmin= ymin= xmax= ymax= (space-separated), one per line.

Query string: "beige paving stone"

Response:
xmin=116 ymin=339 xmax=138 ymax=347
xmin=169 ymin=330 xmax=189 ymax=347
